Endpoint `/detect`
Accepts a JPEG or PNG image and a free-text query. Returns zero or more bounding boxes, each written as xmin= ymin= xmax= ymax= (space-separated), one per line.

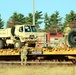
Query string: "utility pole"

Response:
xmin=32 ymin=0 xmax=35 ymax=26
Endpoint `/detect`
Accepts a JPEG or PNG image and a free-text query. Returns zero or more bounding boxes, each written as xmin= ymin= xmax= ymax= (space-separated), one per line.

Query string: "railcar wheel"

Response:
xmin=14 ymin=40 xmax=22 ymax=48
xmin=72 ymin=59 xmax=76 ymax=64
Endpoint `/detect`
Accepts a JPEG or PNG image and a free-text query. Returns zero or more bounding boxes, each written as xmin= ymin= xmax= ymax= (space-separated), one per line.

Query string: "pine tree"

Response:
xmin=0 ymin=15 xmax=4 ymax=29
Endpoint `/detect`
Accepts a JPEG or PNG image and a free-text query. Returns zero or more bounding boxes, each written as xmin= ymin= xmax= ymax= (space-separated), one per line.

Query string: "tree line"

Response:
xmin=0 ymin=10 xmax=76 ymax=32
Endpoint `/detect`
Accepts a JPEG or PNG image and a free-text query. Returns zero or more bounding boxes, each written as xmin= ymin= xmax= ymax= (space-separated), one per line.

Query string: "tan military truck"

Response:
xmin=0 ymin=25 xmax=38 ymax=49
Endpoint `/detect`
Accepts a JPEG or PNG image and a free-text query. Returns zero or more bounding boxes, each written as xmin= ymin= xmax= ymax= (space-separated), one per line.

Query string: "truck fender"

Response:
xmin=11 ymin=26 xmax=15 ymax=36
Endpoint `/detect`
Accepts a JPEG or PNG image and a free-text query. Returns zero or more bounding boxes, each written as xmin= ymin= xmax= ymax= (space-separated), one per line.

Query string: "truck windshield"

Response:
xmin=25 ymin=26 xmax=31 ymax=32
xmin=31 ymin=26 xmax=37 ymax=32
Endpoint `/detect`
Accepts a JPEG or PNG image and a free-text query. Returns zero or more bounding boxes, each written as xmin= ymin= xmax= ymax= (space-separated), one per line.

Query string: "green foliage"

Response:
xmin=7 ymin=12 xmax=25 ymax=28
xmin=7 ymin=11 xmax=43 ymax=30
xmin=6 ymin=10 xmax=76 ymax=32
xmin=35 ymin=11 xmax=43 ymax=30
xmin=25 ymin=13 xmax=32 ymax=24
xmin=50 ymin=11 xmax=62 ymax=25
xmin=0 ymin=15 xmax=4 ymax=29
xmin=44 ymin=11 xmax=62 ymax=32
xmin=64 ymin=10 xmax=76 ymax=27
xmin=44 ymin=13 xmax=50 ymax=32
xmin=25 ymin=11 xmax=43 ymax=30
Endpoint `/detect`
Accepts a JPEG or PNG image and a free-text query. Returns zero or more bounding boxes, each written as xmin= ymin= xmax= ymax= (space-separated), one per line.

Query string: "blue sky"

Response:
xmin=0 ymin=0 xmax=76 ymax=28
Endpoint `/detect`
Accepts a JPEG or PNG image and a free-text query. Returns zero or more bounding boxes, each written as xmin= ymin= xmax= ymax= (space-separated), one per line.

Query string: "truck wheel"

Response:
xmin=0 ymin=40 xmax=4 ymax=49
xmin=68 ymin=30 xmax=76 ymax=47
xmin=14 ymin=40 xmax=22 ymax=48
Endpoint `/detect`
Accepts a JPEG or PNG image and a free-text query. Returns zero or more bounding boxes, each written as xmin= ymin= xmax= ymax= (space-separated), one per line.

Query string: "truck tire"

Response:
xmin=68 ymin=30 xmax=76 ymax=47
xmin=14 ymin=40 xmax=22 ymax=48
xmin=0 ymin=40 xmax=4 ymax=49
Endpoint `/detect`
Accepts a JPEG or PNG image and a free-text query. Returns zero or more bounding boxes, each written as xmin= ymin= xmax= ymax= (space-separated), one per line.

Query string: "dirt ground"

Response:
xmin=0 ymin=64 xmax=76 ymax=75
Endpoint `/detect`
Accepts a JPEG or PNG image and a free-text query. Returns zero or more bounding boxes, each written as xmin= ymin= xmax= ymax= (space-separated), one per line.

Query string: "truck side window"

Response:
xmin=19 ymin=26 xmax=23 ymax=32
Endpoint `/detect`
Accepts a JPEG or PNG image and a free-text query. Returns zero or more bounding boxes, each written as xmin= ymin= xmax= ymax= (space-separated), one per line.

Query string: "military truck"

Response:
xmin=0 ymin=25 xmax=38 ymax=49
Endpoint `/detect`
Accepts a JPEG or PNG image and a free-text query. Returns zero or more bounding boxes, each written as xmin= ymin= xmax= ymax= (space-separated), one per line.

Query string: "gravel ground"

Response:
xmin=0 ymin=64 xmax=76 ymax=75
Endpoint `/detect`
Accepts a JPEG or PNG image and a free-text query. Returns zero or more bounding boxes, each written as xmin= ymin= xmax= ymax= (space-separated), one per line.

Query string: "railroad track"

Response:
xmin=0 ymin=61 xmax=73 ymax=65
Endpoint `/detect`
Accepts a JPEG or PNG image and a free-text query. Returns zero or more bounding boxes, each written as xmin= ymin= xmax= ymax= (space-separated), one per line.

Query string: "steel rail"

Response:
xmin=0 ymin=61 xmax=73 ymax=65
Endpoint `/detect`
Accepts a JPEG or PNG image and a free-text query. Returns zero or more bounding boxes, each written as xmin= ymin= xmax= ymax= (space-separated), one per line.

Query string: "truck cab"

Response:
xmin=11 ymin=25 xmax=38 ymax=48
xmin=14 ymin=25 xmax=37 ymax=39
